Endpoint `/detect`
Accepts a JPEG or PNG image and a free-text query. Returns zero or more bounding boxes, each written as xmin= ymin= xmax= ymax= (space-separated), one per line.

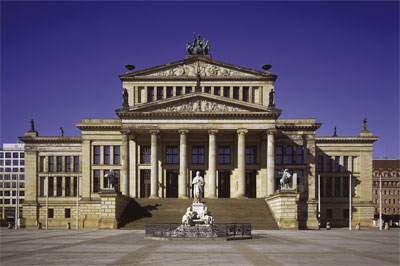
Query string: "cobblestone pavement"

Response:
xmin=0 ymin=227 xmax=398 ymax=266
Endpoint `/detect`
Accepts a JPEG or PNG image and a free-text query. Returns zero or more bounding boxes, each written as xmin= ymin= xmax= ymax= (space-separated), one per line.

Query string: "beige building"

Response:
xmin=19 ymin=52 xmax=378 ymax=229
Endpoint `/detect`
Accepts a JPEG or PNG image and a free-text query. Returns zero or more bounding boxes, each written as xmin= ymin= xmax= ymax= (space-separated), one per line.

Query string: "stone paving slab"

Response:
xmin=0 ymin=227 xmax=398 ymax=266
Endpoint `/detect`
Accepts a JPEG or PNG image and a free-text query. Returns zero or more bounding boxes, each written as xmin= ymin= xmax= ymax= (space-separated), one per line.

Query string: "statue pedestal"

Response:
xmin=265 ymin=190 xmax=299 ymax=229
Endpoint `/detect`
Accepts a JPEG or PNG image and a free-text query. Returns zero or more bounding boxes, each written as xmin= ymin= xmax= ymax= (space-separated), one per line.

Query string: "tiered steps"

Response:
xmin=119 ymin=198 xmax=278 ymax=230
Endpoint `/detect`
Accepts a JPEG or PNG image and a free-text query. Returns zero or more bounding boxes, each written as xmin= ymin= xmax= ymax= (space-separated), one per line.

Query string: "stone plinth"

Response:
xmin=98 ymin=190 xmax=130 ymax=229
xmin=265 ymin=190 xmax=299 ymax=229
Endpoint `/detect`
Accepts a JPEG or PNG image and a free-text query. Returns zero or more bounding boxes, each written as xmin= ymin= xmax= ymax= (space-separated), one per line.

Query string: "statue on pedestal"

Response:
xmin=104 ymin=169 xmax=118 ymax=190
xmin=192 ymin=171 xmax=204 ymax=204
xmin=280 ymin=169 xmax=292 ymax=189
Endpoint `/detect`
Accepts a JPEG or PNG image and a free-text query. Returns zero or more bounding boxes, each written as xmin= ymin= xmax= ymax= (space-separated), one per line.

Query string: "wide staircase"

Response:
xmin=119 ymin=198 xmax=278 ymax=230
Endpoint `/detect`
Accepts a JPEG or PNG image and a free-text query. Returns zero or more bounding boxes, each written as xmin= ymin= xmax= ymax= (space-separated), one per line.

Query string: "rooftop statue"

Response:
xmin=30 ymin=119 xmax=35 ymax=132
xmin=186 ymin=33 xmax=210 ymax=55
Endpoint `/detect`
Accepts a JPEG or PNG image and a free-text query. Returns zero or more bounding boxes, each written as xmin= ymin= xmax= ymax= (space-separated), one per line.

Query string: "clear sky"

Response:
xmin=1 ymin=1 xmax=399 ymax=158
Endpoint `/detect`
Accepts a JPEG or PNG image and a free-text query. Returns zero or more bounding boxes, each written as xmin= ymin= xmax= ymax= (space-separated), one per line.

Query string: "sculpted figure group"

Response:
xmin=186 ymin=34 xmax=210 ymax=55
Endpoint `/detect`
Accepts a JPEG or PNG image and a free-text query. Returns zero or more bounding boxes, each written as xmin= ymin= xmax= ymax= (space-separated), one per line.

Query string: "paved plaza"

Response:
xmin=0 ymin=227 xmax=399 ymax=266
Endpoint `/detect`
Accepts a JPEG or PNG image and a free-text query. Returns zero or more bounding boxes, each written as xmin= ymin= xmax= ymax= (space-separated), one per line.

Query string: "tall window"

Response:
xmin=65 ymin=156 xmax=71 ymax=172
xmin=243 ymin=87 xmax=249 ymax=102
xmin=214 ymin=87 xmax=220 ymax=96
xmin=93 ymin=170 xmax=100 ymax=192
xmin=57 ymin=156 xmax=63 ymax=172
xmin=40 ymin=156 xmax=45 ymax=172
xmin=285 ymin=146 xmax=293 ymax=164
xmin=185 ymin=86 xmax=192 ymax=94
xmin=49 ymin=156 xmax=54 ymax=172
xmin=157 ymin=87 xmax=163 ymax=100
xmin=74 ymin=156 xmax=79 ymax=172
xmin=65 ymin=177 xmax=70 ymax=196
xmin=334 ymin=156 xmax=340 ymax=172
xmin=166 ymin=146 xmax=179 ymax=164
xmin=218 ymin=146 xmax=230 ymax=164
xmin=233 ymin=87 xmax=239 ymax=100
xmin=192 ymin=146 xmax=204 ymax=164
xmin=335 ymin=177 xmax=340 ymax=197
xmin=343 ymin=156 xmax=348 ymax=171
xmin=317 ymin=156 xmax=323 ymax=172
xmin=147 ymin=87 xmax=154 ymax=102
xmin=140 ymin=146 xmax=151 ymax=164
xmin=325 ymin=156 xmax=331 ymax=172
xmin=275 ymin=146 xmax=283 ymax=165
xmin=13 ymin=152 xmax=18 ymax=158
xmin=223 ymin=87 xmax=230 ymax=97
xmin=48 ymin=177 xmax=54 ymax=196
xmin=176 ymin=86 xmax=182 ymax=96
xmin=326 ymin=177 xmax=332 ymax=197
xmin=94 ymin=146 xmax=100 ymax=164
xmin=245 ymin=146 xmax=256 ymax=164
xmin=166 ymin=87 xmax=173 ymax=98
xmin=204 ymin=87 xmax=211 ymax=94
xmin=104 ymin=146 xmax=110 ymax=164
xmin=113 ymin=146 xmax=120 ymax=164
xmin=57 ymin=177 xmax=62 ymax=196
xmin=296 ymin=147 xmax=303 ymax=164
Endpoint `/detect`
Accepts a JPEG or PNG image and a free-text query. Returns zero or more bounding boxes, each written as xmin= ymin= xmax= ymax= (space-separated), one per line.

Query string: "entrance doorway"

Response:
xmin=140 ymin=169 xmax=151 ymax=198
xmin=218 ymin=170 xmax=230 ymax=198
xmin=245 ymin=170 xmax=256 ymax=198
xmin=191 ymin=170 xmax=205 ymax=198
xmin=166 ymin=170 xmax=178 ymax=198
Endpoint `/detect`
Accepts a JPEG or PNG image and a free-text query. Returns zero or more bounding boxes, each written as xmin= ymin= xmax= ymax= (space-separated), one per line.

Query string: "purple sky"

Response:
xmin=1 ymin=1 xmax=399 ymax=158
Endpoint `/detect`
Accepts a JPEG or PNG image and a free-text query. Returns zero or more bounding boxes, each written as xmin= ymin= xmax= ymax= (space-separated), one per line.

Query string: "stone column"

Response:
xmin=178 ymin=130 xmax=189 ymax=198
xmin=121 ymin=130 xmax=129 ymax=196
xmin=267 ymin=129 xmax=276 ymax=196
xmin=129 ymin=134 xmax=137 ymax=198
xmin=208 ymin=129 xmax=218 ymax=198
xmin=260 ymin=134 xmax=268 ymax=197
xmin=150 ymin=130 xmax=160 ymax=198
xmin=237 ymin=129 xmax=248 ymax=198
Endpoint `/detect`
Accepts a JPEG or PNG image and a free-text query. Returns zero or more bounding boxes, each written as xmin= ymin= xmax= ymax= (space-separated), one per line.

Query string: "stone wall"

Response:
xmin=265 ymin=190 xmax=299 ymax=229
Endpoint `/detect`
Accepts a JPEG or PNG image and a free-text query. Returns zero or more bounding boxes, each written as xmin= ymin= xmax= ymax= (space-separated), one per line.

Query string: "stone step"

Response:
xmin=119 ymin=198 xmax=279 ymax=230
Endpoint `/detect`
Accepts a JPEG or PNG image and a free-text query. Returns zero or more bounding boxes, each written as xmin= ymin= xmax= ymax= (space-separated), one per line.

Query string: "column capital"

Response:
xmin=267 ymin=128 xmax=277 ymax=135
xmin=149 ymin=129 xmax=160 ymax=135
xmin=178 ymin=129 xmax=189 ymax=135
xmin=237 ymin=129 xmax=248 ymax=135
xmin=208 ymin=129 xmax=219 ymax=135
xmin=121 ymin=129 xmax=130 ymax=135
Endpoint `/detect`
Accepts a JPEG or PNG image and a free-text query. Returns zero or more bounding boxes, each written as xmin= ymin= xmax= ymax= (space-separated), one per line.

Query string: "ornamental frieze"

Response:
xmin=152 ymin=99 xmax=248 ymax=112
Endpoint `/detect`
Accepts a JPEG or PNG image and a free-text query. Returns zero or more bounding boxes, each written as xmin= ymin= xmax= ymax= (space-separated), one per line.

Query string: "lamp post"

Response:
xmin=46 ymin=177 xmax=48 ymax=230
xmin=349 ymin=174 xmax=352 ymax=230
xmin=76 ymin=176 xmax=79 ymax=230
xmin=379 ymin=174 xmax=382 ymax=230
xmin=318 ymin=175 xmax=321 ymax=229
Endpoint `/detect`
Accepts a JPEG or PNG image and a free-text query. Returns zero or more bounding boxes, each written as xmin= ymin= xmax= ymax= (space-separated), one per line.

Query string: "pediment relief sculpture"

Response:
xmin=147 ymin=61 xmax=255 ymax=78
xmin=152 ymin=99 xmax=248 ymax=112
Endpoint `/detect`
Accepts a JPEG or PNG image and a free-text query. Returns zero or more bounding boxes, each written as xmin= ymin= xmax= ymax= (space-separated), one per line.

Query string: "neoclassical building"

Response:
xmin=20 ymin=49 xmax=378 ymax=229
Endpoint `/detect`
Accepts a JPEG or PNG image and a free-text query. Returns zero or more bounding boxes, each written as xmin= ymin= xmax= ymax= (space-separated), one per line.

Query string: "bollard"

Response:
xmin=355 ymin=223 xmax=360 ymax=230
xmin=384 ymin=222 xmax=389 ymax=230
xmin=8 ymin=222 xmax=13 ymax=229
xmin=326 ymin=222 xmax=331 ymax=230
xmin=38 ymin=222 xmax=42 ymax=230
xmin=66 ymin=222 xmax=71 ymax=230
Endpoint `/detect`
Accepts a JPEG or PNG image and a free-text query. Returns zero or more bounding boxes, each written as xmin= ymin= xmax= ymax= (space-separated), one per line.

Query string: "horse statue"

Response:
xmin=280 ymin=169 xmax=291 ymax=189
xmin=104 ymin=169 xmax=118 ymax=190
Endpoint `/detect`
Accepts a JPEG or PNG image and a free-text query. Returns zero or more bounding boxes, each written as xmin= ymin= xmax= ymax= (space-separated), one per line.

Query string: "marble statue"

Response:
xmin=268 ymin=89 xmax=274 ymax=107
xmin=201 ymin=206 xmax=214 ymax=225
xmin=192 ymin=171 xmax=204 ymax=204
xmin=182 ymin=207 xmax=195 ymax=226
xmin=104 ymin=169 xmax=118 ymax=190
xmin=362 ymin=118 xmax=367 ymax=131
xmin=122 ymin=89 xmax=129 ymax=109
xmin=30 ymin=119 xmax=35 ymax=132
xmin=280 ymin=169 xmax=291 ymax=189
xmin=60 ymin=127 xmax=64 ymax=137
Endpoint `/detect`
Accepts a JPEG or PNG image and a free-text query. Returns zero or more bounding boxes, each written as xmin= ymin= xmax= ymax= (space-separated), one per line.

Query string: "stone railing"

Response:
xmin=265 ymin=190 xmax=299 ymax=229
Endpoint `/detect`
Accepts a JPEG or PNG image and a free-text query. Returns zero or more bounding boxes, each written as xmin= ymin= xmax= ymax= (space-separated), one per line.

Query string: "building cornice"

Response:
xmin=316 ymin=136 xmax=379 ymax=144
xmin=18 ymin=136 xmax=82 ymax=144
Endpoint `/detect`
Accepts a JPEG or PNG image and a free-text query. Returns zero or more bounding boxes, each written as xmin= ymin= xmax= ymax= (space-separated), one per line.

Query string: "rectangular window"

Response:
xmin=57 ymin=156 xmax=62 ymax=172
xmin=0 ymin=160 xmax=3 ymax=165
xmin=335 ymin=177 xmax=341 ymax=197
xmin=0 ymin=152 xmax=3 ymax=158
xmin=140 ymin=146 xmax=151 ymax=164
xmin=192 ymin=146 xmax=204 ymax=164
xmin=166 ymin=146 xmax=179 ymax=164
xmin=113 ymin=146 xmax=120 ymax=164
xmin=20 ymin=174 xmax=24 ymax=180
xmin=65 ymin=208 xmax=71 ymax=218
xmin=94 ymin=146 xmax=100 ymax=164
xmin=13 ymin=152 xmax=19 ymax=158
xmin=57 ymin=177 xmax=62 ymax=196
xmin=204 ymin=86 xmax=211 ymax=94
xmin=157 ymin=86 xmax=163 ymax=100
xmin=176 ymin=86 xmax=182 ymax=96
xmin=5 ymin=152 xmax=11 ymax=158
xmin=275 ymin=146 xmax=283 ymax=165
xmin=5 ymin=159 xmax=11 ymax=165
xmin=13 ymin=160 xmax=18 ymax=165
xmin=49 ymin=156 xmax=54 ymax=172
xmin=343 ymin=156 xmax=348 ymax=172
xmin=325 ymin=156 xmax=331 ymax=172
xmin=285 ymin=146 xmax=293 ymax=164
xmin=73 ymin=177 xmax=78 ymax=196
xmin=0 ymin=174 xmax=2 ymax=180
xmin=218 ymin=146 xmax=231 ymax=164
xmin=166 ymin=87 xmax=173 ymax=98
xmin=104 ymin=146 xmax=110 ymax=164
xmin=326 ymin=209 xmax=333 ymax=219
xmin=20 ymin=167 xmax=24 ymax=172
xmin=12 ymin=174 xmax=17 ymax=180
xmin=245 ymin=146 xmax=256 ymax=164
xmin=5 ymin=168 xmax=11 ymax=172
xmin=12 ymin=168 xmax=18 ymax=172
xmin=48 ymin=209 xmax=54 ymax=218
xmin=317 ymin=156 xmax=323 ymax=172
xmin=233 ymin=87 xmax=239 ymax=100
xmin=74 ymin=156 xmax=79 ymax=172
xmin=19 ymin=182 xmax=25 ymax=188
xmin=185 ymin=86 xmax=192 ymax=94
xmin=296 ymin=147 xmax=303 ymax=164
xmin=334 ymin=156 xmax=340 ymax=172
xmin=243 ymin=87 xmax=249 ymax=102
xmin=326 ymin=177 xmax=332 ymax=197
xmin=93 ymin=170 xmax=100 ymax=192
xmin=48 ymin=177 xmax=54 ymax=196
xmin=40 ymin=156 xmax=44 ymax=172
xmin=214 ymin=87 xmax=220 ymax=96
xmin=12 ymin=182 xmax=17 ymax=188
xmin=65 ymin=177 xmax=70 ymax=196
xmin=20 ymin=160 xmax=24 ymax=165
xmin=39 ymin=177 xmax=44 ymax=196
xmin=65 ymin=156 xmax=71 ymax=172
xmin=20 ymin=152 xmax=24 ymax=158
xmin=223 ymin=87 xmax=230 ymax=97
xmin=147 ymin=87 xmax=154 ymax=102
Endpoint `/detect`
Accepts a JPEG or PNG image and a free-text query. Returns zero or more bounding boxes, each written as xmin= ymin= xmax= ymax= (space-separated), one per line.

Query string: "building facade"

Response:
xmin=0 ymin=143 xmax=25 ymax=223
xmin=20 ymin=51 xmax=378 ymax=229
xmin=372 ymin=159 xmax=400 ymax=219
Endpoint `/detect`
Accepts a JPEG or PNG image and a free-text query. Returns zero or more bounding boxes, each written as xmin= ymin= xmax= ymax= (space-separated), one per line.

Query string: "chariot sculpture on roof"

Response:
xmin=186 ymin=33 xmax=210 ymax=55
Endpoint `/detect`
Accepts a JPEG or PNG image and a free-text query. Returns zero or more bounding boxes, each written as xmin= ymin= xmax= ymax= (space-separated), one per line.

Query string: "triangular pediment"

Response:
xmin=120 ymin=56 xmax=276 ymax=80
xmin=122 ymin=93 xmax=277 ymax=114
